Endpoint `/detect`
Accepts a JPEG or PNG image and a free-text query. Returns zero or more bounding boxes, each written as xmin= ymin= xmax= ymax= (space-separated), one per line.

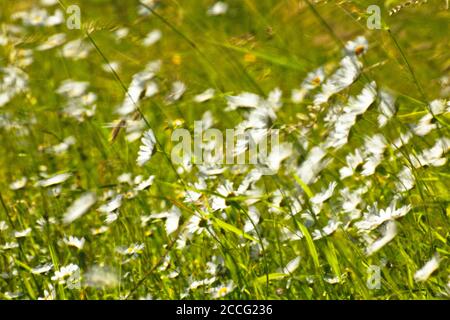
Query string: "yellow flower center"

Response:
xmin=355 ymin=45 xmax=365 ymax=55
xmin=217 ymin=287 xmax=228 ymax=297
xmin=311 ymin=76 xmax=321 ymax=86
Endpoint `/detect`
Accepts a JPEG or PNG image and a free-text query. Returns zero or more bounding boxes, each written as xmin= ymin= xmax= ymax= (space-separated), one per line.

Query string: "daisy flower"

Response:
xmin=166 ymin=81 xmax=186 ymax=104
xmin=51 ymin=264 xmax=80 ymax=285
xmin=355 ymin=200 xmax=411 ymax=232
xmin=137 ymin=129 xmax=156 ymax=166
xmin=194 ymin=88 xmax=215 ymax=103
xmin=63 ymin=236 xmax=85 ymax=250
xmin=114 ymin=27 xmax=129 ymax=40
xmin=0 ymin=221 xmax=8 ymax=232
xmin=91 ymin=225 xmax=109 ymax=235
xmin=279 ymin=257 xmax=301 ymax=274
xmin=259 ymin=142 xmax=293 ymax=174
xmin=38 ymin=284 xmax=56 ymax=300
xmin=9 ymin=177 xmax=27 ymax=190
xmin=36 ymin=33 xmax=66 ymax=51
xmin=116 ymin=243 xmax=145 ymax=256
xmin=414 ymin=254 xmax=440 ymax=282
xmin=377 ymin=91 xmax=396 ymax=127
xmin=97 ymin=194 xmax=123 ymax=213
xmin=142 ymin=29 xmax=162 ymax=47
xmin=339 ymin=149 xmax=364 ymax=179
xmin=297 ymin=145 xmax=329 ymax=185
xmin=61 ymin=39 xmax=92 ymax=60
xmin=0 ymin=66 xmax=29 ymax=107
xmin=150 ymin=206 xmax=182 ymax=235
xmin=46 ymin=136 xmax=76 ymax=155
xmin=134 ymin=175 xmax=155 ymax=191
xmin=210 ymin=180 xmax=235 ymax=211
xmin=63 ymin=192 xmax=97 ymax=224
xmin=102 ymin=61 xmax=121 ymax=73
xmin=226 ymin=92 xmax=261 ymax=111
xmin=31 ymin=263 xmax=53 ymax=275
xmin=189 ymin=277 xmax=217 ymax=290
xmin=314 ymin=56 xmax=362 ymax=105
xmin=209 ymin=281 xmax=235 ymax=298
xmin=344 ymin=36 xmax=369 ymax=57
xmin=365 ymin=221 xmax=398 ymax=256
xmin=243 ymin=206 xmax=260 ymax=233
xmin=311 ymin=182 xmax=337 ymax=205
xmin=312 ymin=219 xmax=342 ymax=240
xmin=207 ymin=2 xmax=229 ymax=16
xmin=395 ymin=166 xmax=415 ymax=192
xmin=14 ymin=228 xmax=31 ymax=238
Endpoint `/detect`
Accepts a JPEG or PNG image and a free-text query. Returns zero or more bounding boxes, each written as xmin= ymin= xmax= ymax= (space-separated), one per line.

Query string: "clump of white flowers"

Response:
xmin=51 ymin=264 xmax=80 ymax=286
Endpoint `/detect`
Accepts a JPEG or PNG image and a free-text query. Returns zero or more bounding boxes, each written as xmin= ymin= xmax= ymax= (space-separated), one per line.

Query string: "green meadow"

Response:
xmin=0 ymin=0 xmax=449 ymax=299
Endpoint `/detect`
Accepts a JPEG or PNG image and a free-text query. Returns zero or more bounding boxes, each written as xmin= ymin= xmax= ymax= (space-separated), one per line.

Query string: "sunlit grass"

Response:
xmin=0 ymin=0 xmax=449 ymax=300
